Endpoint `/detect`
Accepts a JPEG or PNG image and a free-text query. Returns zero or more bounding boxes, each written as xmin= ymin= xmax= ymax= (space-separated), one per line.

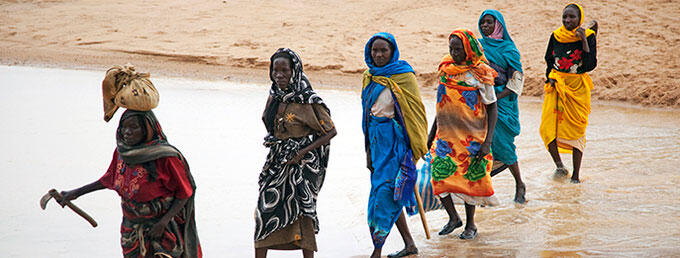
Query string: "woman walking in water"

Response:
xmin=478 ymin=9 xmax=527 ymax=203
xmin=362 ymin=32 xmax=428 ymax=258
xmin=539 ymin=3 xmax=598 ymax=183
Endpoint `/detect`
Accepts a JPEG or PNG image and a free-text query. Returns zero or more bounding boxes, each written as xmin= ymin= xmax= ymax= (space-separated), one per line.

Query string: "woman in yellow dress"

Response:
xmin=539 ymin=3 xmax=597 ymax=183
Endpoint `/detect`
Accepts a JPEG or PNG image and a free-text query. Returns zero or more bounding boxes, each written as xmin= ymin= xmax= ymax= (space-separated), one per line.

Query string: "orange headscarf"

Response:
xmin=438 ymin=29 xmax=497 ymax=90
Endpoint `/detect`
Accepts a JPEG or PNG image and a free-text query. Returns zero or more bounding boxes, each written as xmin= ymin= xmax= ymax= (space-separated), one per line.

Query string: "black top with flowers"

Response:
xmin=544 ymin=33 xmax=597 ymax=81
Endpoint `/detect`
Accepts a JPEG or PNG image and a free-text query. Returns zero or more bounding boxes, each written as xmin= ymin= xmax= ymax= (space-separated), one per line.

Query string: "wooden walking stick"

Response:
xmin=413 ymin=185 xmax=431 ymax=239
xmin=40 ymin=189 xmax=98 ymax=227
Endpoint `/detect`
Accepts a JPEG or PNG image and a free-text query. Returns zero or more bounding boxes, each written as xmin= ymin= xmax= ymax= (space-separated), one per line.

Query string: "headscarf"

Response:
xmin=438 ymin=29 xmax=498 ymax=89
xmin=263 ymin=48 xmax=328 ymax=133
xmin=362 ymin=32 xmax=427 ymax=160
xmin=364 ymin=32 xmax=415 ymax=76
xmin=552 ymin=3 xmax=595 ymax=43
xmin=116 ymin=109 xmax=200 ymax=257
xmin=478 ymin=10 xmax=523 ymax=73
xmin=488 ymin=20 xmax=504 ymax=40
xmin=116 ymin=110 xmax=180 ymax=166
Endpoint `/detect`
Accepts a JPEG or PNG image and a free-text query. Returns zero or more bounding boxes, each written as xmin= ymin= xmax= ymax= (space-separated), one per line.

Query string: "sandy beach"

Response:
xmin=1 ymin=0 xmax=679 ymax=107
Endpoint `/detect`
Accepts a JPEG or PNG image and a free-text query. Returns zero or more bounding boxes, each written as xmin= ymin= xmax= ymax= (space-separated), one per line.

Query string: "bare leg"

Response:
xmin=548 ymin=140 xmax=568 ymax=178
xmin=571 ymin=148 xmax=583 ymax=183
xmin=459 ymin=204 xmax=478 ymax=239
xmin=302 ymin=249 xmax=314 ymax=258
xmin=255 ymin=248 xmax=267 ymax=258
xmin=438 ymin=195 xmax=462 ymax=235
xmin=547 ymin=140 xmax=564 ymax=168
xmin=395 ymin=211 xmax=417 ymax=249
xmin=370 ymin=248 xmax=381 ymax=258
xmin=508 ymin=162 xmax=526 ymax=204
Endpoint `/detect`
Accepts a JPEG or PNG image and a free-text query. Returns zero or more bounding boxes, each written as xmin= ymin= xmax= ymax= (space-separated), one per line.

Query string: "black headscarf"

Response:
xmin=263 ymin=48 xmax=328 ymax=133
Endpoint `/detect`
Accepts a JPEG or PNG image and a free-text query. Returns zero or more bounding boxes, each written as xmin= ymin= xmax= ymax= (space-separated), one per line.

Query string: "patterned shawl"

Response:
xmin=255 ymin=48 xmax=331 ymax=241
xmin=439 ymin=29 xmax=497 ymax=89
xmin=263 ymin=48 xmax=328 ymax=132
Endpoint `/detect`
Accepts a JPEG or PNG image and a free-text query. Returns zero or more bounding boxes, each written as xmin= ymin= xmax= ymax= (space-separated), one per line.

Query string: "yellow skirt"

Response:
xmin=539 ymin=70 xmax=593 ymax=153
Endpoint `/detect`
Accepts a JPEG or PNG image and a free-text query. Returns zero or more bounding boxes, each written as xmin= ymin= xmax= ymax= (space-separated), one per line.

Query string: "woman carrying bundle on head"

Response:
xmin=254 ymin=48 xmax=337 ymax=258
xmin=428 ymin=29 xmax=498 ymax=240
xmin=59 ymin=65 xmax=202 ymax=258
xmin=539 ymin=3 xmax=598 ymax=183
xmin=477 ymin=9 xmax=526 ymax=204
xmin=362 ymin=32 xmax=428 ymax=258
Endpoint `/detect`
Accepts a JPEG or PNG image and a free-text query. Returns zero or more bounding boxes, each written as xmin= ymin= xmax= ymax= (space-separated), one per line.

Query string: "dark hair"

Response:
xmin=565 ymin=4 xmax=581 ymax=19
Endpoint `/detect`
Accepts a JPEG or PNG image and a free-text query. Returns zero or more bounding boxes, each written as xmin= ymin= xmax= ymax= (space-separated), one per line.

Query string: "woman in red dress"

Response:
xmin=60 ymin=110 xmax=201 ymax=258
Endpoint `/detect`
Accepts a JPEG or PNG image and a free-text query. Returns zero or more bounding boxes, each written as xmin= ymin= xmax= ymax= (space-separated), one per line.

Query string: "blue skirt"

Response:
xmin=367 ymin=116 xmax=415 ymax=248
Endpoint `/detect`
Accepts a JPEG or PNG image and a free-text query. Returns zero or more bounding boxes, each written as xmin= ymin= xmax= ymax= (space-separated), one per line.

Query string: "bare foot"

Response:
xmin=552 ymin=167 xmax=569 ymax=181
xmin=514 ymin=183 xmax=526 ymax=204
xmin=387 ymin=245 xmax=418 ymax=258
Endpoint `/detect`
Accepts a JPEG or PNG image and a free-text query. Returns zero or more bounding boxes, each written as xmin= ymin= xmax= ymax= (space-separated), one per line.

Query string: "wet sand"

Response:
xmin=1 ymin=0 xmax=680 ymax=107
xmin=1 ymin=66 xmax=678 ymax=257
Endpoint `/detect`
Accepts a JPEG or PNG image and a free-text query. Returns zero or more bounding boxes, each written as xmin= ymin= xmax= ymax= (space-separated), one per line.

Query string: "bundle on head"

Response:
xmin=102 ymin=64 xmax=159 ymax=122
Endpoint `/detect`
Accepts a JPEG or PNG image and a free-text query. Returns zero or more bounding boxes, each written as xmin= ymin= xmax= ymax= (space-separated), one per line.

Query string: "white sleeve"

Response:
xmin=477 ymin=83 xmax=497 ymax=105
xmin=464 ymin=72 xmax=496 ymax=104
xmin=506 ymin=71 xmax=524 ymax=96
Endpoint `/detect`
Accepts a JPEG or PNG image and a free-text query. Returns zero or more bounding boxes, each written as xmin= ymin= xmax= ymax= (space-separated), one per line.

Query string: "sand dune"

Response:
xmin=1 ymin=0 xmax=678 ymax=107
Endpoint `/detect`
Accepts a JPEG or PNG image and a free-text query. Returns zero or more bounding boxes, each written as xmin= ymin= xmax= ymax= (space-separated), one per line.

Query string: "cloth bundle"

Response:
xmin=102 ymin=64 xmax=159 ymax=122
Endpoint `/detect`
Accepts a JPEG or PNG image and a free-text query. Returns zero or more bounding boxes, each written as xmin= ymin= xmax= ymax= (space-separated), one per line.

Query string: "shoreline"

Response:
xmin=3 ymin=54 xmax=678 ymax=112
xmin=2 ymin=0 xmax=679 ymax=108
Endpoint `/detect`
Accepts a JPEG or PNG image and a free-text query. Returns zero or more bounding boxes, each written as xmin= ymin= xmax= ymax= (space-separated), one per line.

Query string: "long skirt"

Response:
xmin=120 ymin=196 xmax=201 ymax=258
xmin=367 ymin=116 xmax=415 ymax=248
xmin=539 ymin=70 xmax=593 ymax=153
xmin=491 ymin=85 xmax=521 ymax=165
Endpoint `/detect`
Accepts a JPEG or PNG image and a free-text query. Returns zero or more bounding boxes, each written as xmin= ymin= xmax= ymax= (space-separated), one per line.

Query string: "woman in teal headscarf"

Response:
xmin=362 ymin=32 xmax=428 ymax=258
xmin=478 ymin=9 xmax=526 ymax=203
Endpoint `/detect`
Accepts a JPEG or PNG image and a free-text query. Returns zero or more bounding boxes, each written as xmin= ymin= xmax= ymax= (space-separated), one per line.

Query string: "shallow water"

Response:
xmin=0 ymin=65 xmax=678 ymax=257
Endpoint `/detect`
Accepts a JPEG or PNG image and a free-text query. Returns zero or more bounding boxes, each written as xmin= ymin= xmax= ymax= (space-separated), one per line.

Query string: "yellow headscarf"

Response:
xmin=552 ymin=3 xmax=595 ymax=43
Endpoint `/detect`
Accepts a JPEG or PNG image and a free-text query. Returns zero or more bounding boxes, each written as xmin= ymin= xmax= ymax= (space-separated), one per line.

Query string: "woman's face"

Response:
xmin=479 ymin=14 xmax=496 ymax=37
xmin=449 ymin=36 xmax=466 ymax=64
xmin=120 ymin=116 xmax=145 ymax=146
xmin=371 ymin=38 xmax=392 ymax=67
xmin=272 ymin=57 xmax=293 ymax=90
xmin=562 ymin=6 xmax=580 ymax=31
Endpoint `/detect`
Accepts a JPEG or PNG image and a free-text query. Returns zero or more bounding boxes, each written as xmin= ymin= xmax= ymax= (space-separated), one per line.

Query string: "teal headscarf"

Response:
xmin=478 ymin=10 xmax=523 ymax=73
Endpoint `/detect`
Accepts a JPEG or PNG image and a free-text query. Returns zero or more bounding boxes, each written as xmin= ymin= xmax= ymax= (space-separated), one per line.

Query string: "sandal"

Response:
xmin=459 ymin=228 xmax=478 ymax=240
xmin=438 ymin=219 xmax=463 ymax=235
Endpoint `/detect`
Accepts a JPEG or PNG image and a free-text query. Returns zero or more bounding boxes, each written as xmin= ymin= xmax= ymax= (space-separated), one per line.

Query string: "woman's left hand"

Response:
xmin=576 ymin=27 xmax=587 ymax=40
xmin=476 ymin=141 xmax=492 ymax=159
xmin=286 ymin=152 xmax=305 ymax=166
xmin=149 ymin=220 xmax=168 ymax=240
